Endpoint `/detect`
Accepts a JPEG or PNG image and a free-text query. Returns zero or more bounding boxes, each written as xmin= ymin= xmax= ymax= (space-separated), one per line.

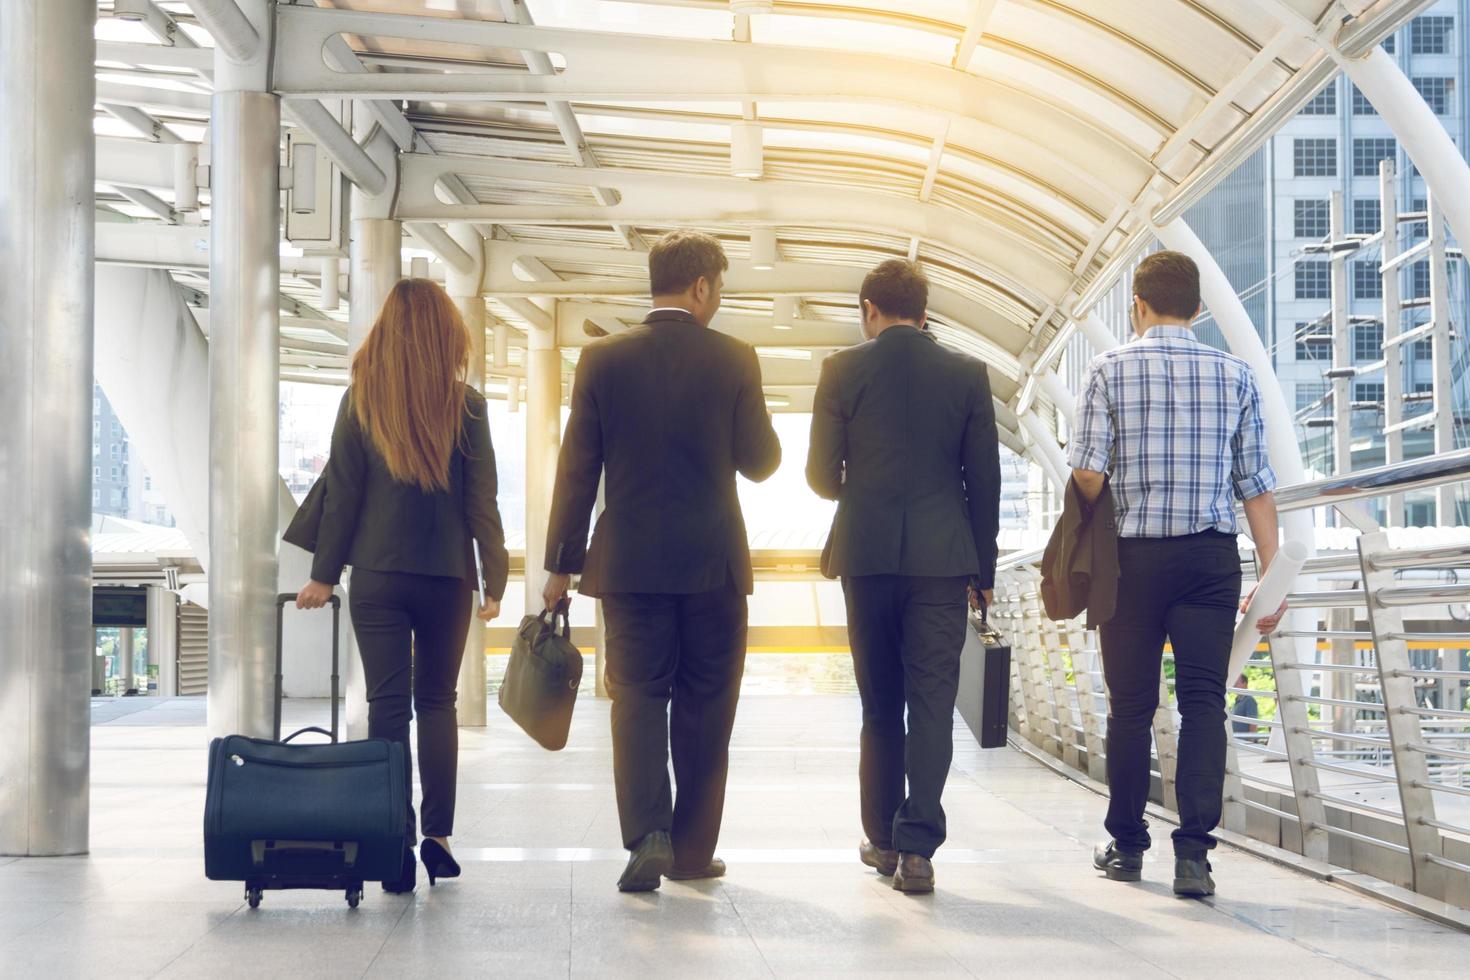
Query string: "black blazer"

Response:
xmin=309 ymin=385 xmax=510 ymax=601
xmin=806 ymin=325 xmax=1002 ymax=588
xmin=544 ymin=309 xmax=782 ymax=597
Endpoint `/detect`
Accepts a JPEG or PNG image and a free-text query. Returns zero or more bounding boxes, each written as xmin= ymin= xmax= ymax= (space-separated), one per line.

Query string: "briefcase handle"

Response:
xmin=536 ymin=598 xmax=572 ymax=639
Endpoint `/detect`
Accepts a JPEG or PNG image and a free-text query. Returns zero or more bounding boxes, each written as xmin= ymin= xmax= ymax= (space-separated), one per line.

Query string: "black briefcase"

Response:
xmin=955 ymin=602 xmax=1012 ymax=749
xmin=203 ymin=594 xmax=407 ymax=909
xmin=499 ymin=601 xmax=582 ymax=751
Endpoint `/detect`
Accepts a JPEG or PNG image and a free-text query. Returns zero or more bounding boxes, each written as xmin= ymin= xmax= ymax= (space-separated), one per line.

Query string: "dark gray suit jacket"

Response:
xmin=309 ymin=385 xmax=510 ymax=601
xmin=543 ymin=310 xmax=782 ymax=597
xmin=806 ymin=325 xmax=1002 ymax=588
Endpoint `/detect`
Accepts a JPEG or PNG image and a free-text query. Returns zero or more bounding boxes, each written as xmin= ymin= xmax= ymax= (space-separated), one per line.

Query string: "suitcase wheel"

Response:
xmin=246 ymin=886 xmax=262 ymax=909
xmin=345 ymin=887 xmax=361 ymax=909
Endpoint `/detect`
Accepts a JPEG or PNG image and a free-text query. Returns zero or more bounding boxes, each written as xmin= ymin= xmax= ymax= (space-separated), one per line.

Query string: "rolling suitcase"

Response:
xmin=203 ymin=594 xmax=407 ymax=909
xmin=955 ymin=599 xmax=1012 ymax=749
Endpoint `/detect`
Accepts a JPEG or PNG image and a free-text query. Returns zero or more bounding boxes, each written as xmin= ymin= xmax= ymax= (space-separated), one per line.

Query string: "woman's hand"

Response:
xmin=296 ymin=580 xmax=334 ymax=610
xmin=477 ymin=598 xmax=501 ymax=623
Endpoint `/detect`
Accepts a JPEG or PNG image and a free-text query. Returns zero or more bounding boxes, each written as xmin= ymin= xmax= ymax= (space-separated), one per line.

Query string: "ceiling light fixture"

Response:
xmin=730 ymin=122 xmax=764 ymax=179
xmin=749 ymin=228 xmax=777 ymax=270
xmin=772 ymin=295 xmax=796 ymax=331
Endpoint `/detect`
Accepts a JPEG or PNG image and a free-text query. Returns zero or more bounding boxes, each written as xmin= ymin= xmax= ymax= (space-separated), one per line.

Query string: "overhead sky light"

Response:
xmin=749 ymin=228 xmax=777 ymax=270
xmin=730 ymin=122 xmax=764 ymax=179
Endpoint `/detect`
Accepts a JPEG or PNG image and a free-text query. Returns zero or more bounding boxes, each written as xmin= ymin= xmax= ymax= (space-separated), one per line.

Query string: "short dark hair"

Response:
xmin=1133 ymin=251 xmax=1201 ymax=320
xmin=860 ymin=259 xmax=928 ymax=322
xmin=649 ymin=231 xmax=729 ymax=295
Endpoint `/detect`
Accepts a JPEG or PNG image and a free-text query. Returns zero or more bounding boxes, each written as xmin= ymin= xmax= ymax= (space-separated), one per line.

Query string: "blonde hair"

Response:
xmin=350 ymin=278 xmax=471 ymax=492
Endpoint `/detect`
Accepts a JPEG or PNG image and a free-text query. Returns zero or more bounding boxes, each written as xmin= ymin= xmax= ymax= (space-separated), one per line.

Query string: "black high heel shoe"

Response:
xmin=383 ymin=843 xmax=417 ymax=894
xmin=420 ymin=839 xmax=461 ymax=886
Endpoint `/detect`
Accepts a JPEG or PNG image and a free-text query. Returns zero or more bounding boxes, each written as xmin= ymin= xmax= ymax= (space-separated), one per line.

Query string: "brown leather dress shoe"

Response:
xmin=667 ymin=857 xmax=727 ymax=881
xmin=859 ymin=840 xmax=899 ymax=877
xmin=892 ymin=853 xmax=935 ymax=894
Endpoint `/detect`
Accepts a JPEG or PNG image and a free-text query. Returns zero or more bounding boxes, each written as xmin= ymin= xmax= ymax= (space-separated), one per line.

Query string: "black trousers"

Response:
xmin=600 ymin=581 xmax=747 ymax=872
xmin=843 ymin=574 xmax=969 ymax=859
xmin=349 ymin=569 xmax=473 ymax=843
xmin=1098 ymin=531 xmax=1241 ymax=859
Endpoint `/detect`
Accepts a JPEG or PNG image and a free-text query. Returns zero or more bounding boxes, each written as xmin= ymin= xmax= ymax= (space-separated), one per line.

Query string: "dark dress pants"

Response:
xmin=600 ymin=581 xmax=748 ymax=873
xmin=843 ymin=574 xmax=969 ymax=859
xmin=349 ymin=569 xmax=473 ymax=843
xmin=1097 ymin=531 xmax=1242 ymax=859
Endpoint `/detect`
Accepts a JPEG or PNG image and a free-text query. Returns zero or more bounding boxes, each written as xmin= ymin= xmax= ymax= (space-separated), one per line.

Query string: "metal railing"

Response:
xmin=993 ymin=452 xmax=1470 ymax=912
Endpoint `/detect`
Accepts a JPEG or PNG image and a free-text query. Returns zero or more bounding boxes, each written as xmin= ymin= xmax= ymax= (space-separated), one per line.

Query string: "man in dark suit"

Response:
xmin=542 ymin=231 xmax=782 ymax=892
xmin=807 ymin=259 xmax=1001 ymax=894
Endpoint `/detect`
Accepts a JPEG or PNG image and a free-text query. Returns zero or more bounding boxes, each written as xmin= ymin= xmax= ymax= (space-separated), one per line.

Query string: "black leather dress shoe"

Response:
xmin=859 ymin=840 xmax=899 ymax=877
xmin=617 ymin=830 xmax=674 ymax=893
xmin=892 ymin=853 xmax=934 ymax=894
xmin=667 ymin=857 xmax=726 ymax=881
xmin=1092 ymin=841 xmax=1143 ymax=882
xmin=1173 ymin=856 xmax=1215 ymax=897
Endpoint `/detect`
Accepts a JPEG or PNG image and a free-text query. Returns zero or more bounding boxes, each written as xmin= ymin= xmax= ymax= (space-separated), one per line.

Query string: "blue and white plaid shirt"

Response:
xmin=1067 ymin=325 xmax=1277 ymax=538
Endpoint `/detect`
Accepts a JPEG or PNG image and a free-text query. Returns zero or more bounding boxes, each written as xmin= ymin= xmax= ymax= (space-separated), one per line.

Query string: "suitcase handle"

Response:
xmin=280 ymin=726 xmax=335 ymax=744
xmin=275 ymin=593 xmax=342 ymax=743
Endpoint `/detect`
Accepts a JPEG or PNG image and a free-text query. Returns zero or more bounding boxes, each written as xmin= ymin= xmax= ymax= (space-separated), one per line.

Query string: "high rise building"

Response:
xmin=93 ymin=384 xmax=173 ymax=526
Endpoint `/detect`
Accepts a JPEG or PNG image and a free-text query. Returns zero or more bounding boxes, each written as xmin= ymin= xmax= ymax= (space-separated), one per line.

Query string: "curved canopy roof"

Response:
xmin=94 ymin=0 xmax=1422 ymax=410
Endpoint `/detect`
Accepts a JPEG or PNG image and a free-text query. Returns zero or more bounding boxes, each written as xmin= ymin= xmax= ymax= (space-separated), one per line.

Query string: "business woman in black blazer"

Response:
xmin=296 ymin=278 xmax=509 ymax=894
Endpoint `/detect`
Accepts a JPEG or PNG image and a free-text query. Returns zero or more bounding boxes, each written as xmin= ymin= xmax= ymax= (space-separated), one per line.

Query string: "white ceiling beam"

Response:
xmin=95 ymin=80 xmax=211 ymax=115
xmin=271 ymin=4 xmax=1154 ymax=186
xmin=111 ymin=185 xmax=178 ymax=223
xmin=554 ymin=302 xmax=861 ymax=350
xmin=97 ymin=41 xmax=212 ymax=72
xmin=182 ymin=1 xmax=260 ymax=63
xmin=952 ymin=0 xmax=999 ymax=69
xmin=100 ymin=103 xmax=181 ymax=144
xmin=397 ymin=153 xmax=1069 ymax=313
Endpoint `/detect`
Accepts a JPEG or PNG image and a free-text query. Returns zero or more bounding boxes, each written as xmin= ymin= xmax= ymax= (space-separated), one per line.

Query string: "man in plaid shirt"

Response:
xmin=1069 ymin=251 xmax=1284 ymax=898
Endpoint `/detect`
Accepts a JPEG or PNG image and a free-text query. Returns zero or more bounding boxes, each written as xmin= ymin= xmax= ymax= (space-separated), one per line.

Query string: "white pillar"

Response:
xmin=1038 ymin=370 xmax=1076 ymax=427
xmin=1075 ymin=312 xmax=1121 ymax=353
xmin=1380 ymin=161 xmax=1405 ymax=527
xmin=1018 ymin=412 xmax=1069 ymax=492
xmin=1343 ymin=47 xmax=1470 ymax=251
xmin=448 ymin=224 xmax=488 ymax=727
xmin=148 ymin=586 xmax=180 ymax=699
xmin=206 ymin=65 xmax=281 ymax=741
xmin=1153 ymin=218 xmax=1311 ymax=547
xmin=1428 ymin=194 xmax=1456 ymax=524
xmin=1328 ymin=192 xmax=1353 ymax=482
xmin=525 ymin=322 xmax=563 ymax=614
xmin=0 ymin=0 xmax=96 ymax=855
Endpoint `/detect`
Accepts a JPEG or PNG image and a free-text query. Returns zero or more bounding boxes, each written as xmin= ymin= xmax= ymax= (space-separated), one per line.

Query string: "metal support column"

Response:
xmin=1264 ymin=632 xmax=1330 ymax=862
xmin=1427 ymin=194 xmax=1456 ymax=525
xmin=148 ymin=586 xmax=180 ymax=699
xmin=1328 ymin=191 xmax=1353 ymax=485
xmin=525 ymin=320 xmax=563 ymax=614
xmin=1380 ymin=161 xmax=1405 ymax=527
xmin=449 ymin=224 xmax=489 ymax=727
xmin=0 ymin=0 xmax=95 ymax=857
xmin=206 ymin=52 xmax=281 ymax=741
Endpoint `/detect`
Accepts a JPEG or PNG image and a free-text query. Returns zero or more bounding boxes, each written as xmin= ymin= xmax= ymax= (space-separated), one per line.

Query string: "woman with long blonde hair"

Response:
xmin=296 ymin=278 xmax=509 ymax=894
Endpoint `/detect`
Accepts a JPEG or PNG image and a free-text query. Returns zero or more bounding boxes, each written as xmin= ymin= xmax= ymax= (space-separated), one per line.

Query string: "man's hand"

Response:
xmin=476 ymin=598 xmax=501 ymax=623
xmin=1242 ymin=585 xmax=1288 ymax=635
xmin=296 ymin=580 xmax=334 ymax=610
xmin=543 ymin=572 xmax=572 ymax=612
xmin=968 ymin=586 xmax=993 ymax=611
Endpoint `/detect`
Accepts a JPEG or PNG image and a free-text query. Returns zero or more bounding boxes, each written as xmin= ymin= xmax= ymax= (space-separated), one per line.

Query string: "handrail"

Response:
xmin=996 ymin=449 xmax=1470 ymax=573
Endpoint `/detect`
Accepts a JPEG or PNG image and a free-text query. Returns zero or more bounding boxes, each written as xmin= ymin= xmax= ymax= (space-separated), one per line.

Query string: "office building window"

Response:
xmin=1296 ymin=382 xmax=1328 ymax=413
xmin=1413 ymin=338 xmax=1433 ymax=360
xmin=1293 ymin=138 xmax=1337 ymax=177
xmin=1413 ymin=77 xmax=1454 ymax=115
xmin=109 ymin=489 xmax=122 ymax=508
xmin=1410 ymin=15 xmax=1454 ymax=55
xmin=1353 ymin=138 xmax=1396 ymax=176
xmin=1352 ymin=85 xmax=1377 ymax=115
xmin=110 ymin=444 xmax=120 ymax=460
xmin=1295 ymin=321 xmax=1332 ymax=360
xmin=1296 ymin=261 xmax=1331 ymax=300
xmin=1354 ymin=322 xmax=1384 ymax=361
xmin=1353 ymin=261 xmax=1383 ymax=300
xmin=144 ymin=474 xmax=151 ymax=491
xmin=92 ymin=441 xmax=99 ymax=458
xmin=1412 ymin=260 xmax=1431 ymax=298
xmin=111 ymin=465 xmax=120 ymax=481
xmin=1355 ymin=382 xmax=1385 ymax=404
xmin=92 ymin=419 xmax=100 ymax=436
xmin=92 ymin=489 xmax=100 ymax=505
xmin=1294 ymin=199 xmax=1329 ymax=238
xmin=92 ymin=466 xmax=99 ymax=480
xmin=1383 ymin=33 xmax=1397 ymax=54
xmin=1354 ymin=198 xmax=1381 ymax=234
xmin=1301 ymin=85 xmax=1337 ymax=115
xmin=111 ymin=420 xmax=120 ymax=437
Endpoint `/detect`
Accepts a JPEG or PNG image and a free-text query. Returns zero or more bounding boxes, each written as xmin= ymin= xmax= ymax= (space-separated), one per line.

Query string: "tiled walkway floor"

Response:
xmin=1 ymin=695 xmax=1464 ymax=978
